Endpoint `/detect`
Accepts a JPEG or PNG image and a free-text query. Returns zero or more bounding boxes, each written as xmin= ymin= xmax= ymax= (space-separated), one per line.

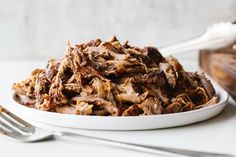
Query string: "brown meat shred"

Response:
xmin=12 ymin=36 xmax=218 ymax=116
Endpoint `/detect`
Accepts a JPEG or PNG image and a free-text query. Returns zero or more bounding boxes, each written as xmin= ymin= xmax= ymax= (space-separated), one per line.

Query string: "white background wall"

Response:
xmin=0 ymin=0 xmax=235 ymax=60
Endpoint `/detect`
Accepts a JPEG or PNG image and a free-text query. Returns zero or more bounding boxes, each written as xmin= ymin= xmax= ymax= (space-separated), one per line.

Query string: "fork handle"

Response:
xmin=159 ymin=23 xmax=236 ymax=56
xmin=159 ymin=35 xmax=225 ymax=56
xmin=59 ymin=132 xmax=234 ymax=157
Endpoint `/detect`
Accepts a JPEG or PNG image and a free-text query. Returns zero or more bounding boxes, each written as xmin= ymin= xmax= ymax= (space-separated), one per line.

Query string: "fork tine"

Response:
xmin=0 ymin=120 xmax=24 ymax=136
xmin=0 ymin=106 xmax=35 ymax=133
xmin=0 ymin=126 xmax=25 ymax=140
xmin=0 ymin=113 xmax=33 ymax=133
xmin=0 ymin=127 xmax=10 ymax=135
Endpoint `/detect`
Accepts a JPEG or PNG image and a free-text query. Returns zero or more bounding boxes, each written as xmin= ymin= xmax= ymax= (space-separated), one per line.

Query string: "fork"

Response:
xmin=159 ymin=22 xmax=236 ymax=56
xmin=0 ymin=105 xmax=234 ymax=157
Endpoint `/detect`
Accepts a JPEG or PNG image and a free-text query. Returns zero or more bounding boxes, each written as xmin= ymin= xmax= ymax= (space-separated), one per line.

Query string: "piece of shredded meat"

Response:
xmin=12 ymin=36 xmax=218 ymax=116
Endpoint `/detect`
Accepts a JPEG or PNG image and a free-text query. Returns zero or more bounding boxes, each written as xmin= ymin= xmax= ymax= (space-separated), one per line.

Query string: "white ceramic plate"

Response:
xmin=4 ymin=81 xmax=228 ymax=131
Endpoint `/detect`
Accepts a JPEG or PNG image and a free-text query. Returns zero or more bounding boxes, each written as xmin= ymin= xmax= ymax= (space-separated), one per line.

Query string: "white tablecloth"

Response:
xmin=0 ymin=58 xmax=235 ymax=157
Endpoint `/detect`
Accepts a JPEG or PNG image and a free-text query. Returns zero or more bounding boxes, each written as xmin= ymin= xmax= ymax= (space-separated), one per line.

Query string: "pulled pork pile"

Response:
xmin=12 ymin=37 xmax=218 ymax=116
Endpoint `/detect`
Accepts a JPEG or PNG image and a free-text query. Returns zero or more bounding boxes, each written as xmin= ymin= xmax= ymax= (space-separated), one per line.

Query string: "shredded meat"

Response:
xmin=138 ymin=97 xmax=163 ymax=115
xmin=12 ymin=36 xmax=218 ymax=116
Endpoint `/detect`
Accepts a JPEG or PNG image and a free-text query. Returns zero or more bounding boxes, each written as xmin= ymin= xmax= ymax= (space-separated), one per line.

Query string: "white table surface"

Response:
xmin=0 ymin=57 xmax=236 ymax=157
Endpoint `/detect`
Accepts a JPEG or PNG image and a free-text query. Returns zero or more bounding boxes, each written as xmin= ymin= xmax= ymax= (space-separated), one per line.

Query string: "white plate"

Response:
xmin=4 ymin=81 xmax=228 ymax=131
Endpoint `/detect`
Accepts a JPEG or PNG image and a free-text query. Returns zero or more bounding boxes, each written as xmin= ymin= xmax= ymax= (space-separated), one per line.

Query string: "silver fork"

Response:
xmin=0 ymin=105 xmax=234 ymax=157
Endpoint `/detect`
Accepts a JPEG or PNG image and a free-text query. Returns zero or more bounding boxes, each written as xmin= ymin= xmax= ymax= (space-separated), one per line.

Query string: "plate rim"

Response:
xmin=6 ymin=81 xmax=229 ymax=120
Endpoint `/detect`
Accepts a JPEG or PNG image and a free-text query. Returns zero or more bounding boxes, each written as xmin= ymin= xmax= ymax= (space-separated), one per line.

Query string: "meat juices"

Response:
xmin=12 ymin=36 xmax=218 ymax=116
